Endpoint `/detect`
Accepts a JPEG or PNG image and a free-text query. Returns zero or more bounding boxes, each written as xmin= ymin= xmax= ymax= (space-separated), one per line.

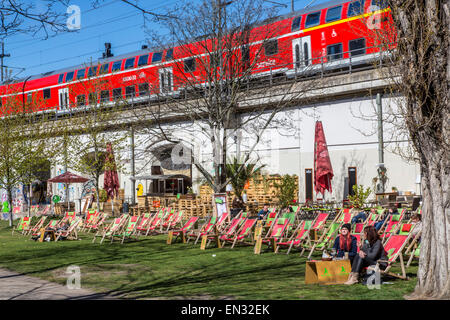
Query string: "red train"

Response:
xmin=0 ymin=0 xmax=394 ymax=115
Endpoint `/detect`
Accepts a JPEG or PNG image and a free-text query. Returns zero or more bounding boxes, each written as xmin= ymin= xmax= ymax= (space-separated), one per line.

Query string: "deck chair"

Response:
xmin=375 ymin=233 xmax=414 ymax=280
xmin=221 ymin=218 xmax=257 ymax=248
xmin=406 ymin=242 xmax=421 ymax=268
xmin=163 ymin=210 xmax=184 ymax=232
xmin=12 ymin=216 xmax=31 ymax=235
xmin=81 ymin=210 xmax=98 ymax=232
xmin=336 ymin=210 xmax=353 ymax=224
xmin=215 ymin=212 xmax=230 ymax=233
xmin=168 ymin=217 xmax=199 ymax=244
xmin=276 ymin=220 xmax=312 ymax=254
xmin=93 ymin=215 xmax=128 ymax=243
xmin=112 ymin=216 xmax=139 ymax=244
xmin=135 ymin=212 xmax=153 ymax=235
xmin=206 ymin=217 xmax=243 ymax=248
xmin=186 ymin=216 xmax=218 ymax=244
xmin=83 ymin=212 xmax=106 ymax=233
xmin=55 ymin=217 xmax=82 ymax=241
xmin=262 ymin=210 xmax=278 ymax=232
xmin=26 ymin=216 xmax=47 ymax=236
xmin=353 ymin=223 xmax=365 ymax=234
xmin=364 ymin=212 xmax=380 ymax=227
xmin=37 ymin=205 xmax=50 ymax=216
xmin=144 ymin=212 xmax=166 ymax=236
xmin=380 ymin=213 xmax=404 ymax=242
xmin=280 ymin=212 xmax=296 ymax=234
xmin=305 ymin=222 xmax=341 ymax=259
xmin=259 ymin=218 xmax=290 ymax=253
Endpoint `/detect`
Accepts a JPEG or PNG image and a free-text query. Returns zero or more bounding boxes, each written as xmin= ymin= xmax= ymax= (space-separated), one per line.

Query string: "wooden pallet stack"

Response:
xmin=177 ymin=198 xmax=208 ymax=219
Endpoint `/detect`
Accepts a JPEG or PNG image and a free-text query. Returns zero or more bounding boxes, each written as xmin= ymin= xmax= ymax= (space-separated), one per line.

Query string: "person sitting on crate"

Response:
xmin=331 ymin=223 xmax=358 ymax=264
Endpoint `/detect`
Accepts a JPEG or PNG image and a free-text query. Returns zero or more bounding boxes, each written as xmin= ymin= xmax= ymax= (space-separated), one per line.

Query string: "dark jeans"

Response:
xmin=351 ymin=212 xmax=367 ymax=224
xmin=351 ymin=254 xmax=378 ymax=273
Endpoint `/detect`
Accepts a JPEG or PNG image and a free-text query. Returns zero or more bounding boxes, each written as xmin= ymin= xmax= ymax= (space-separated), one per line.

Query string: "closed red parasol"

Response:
xmin=314 ymin=121 xmax=334 ymax=196
xmin=103 ymin=142 xmax=120 ymax=200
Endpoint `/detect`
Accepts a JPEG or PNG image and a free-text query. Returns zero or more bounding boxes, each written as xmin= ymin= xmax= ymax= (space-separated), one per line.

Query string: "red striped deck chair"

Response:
xmin=337 ymin=210 xmax=353 ymax=224
xmin=12 ymin=216 xmax=31 ymax=235
xmin=26 ymin=216 xmax=47 ymax=236
xmin=37 ymin=205 xmax=50 ymax=216
xmin=259 ymin=218 xmax=290 ymax=253
xmin=81 ymin=210 xmax=98 ymax=232
xmin=206 ymin=217 xmax=243 ymax=248
xmin=353 ymin=234 xmax=362 ymax=253
xmin=263 ymin=210 xmax=278 ymax=232
xmin=276 ymin=220 xmax=312 ymax=254
xmin=376 ymin=233 xmax=413 ymax=280
xmin=364 ymin=212 xmax=380 ymax=226
xmin=221 ymin=218 xmax=257 ymax=248
xmin=93 ymin=214 xmax=128 ymax=243
xmin=30 ymin=205 xmax=39 ymax=216
xmin=310 ymin=212 xmax=329 ymax=231
xmin=380 ymin=212 xmax=404 ymax=242
xmin=83 ymin=212 xmax=105 ymax=233
xmin=169 ymin=217 xmax=199 ymax=244
xmin=215 ymin=212 xmax=230 ymax=233
xmin=163 ymin=210 xmax=184 ymax=232
xmin=353 ymin=222 xmax=365 ymax=234
xmin=186 ymin=216 xmax=218 ymax=244
xmin=112 ymin=216 xmax=139 ymax=244
xmin=135 ymin=212 xmax=152 ymax=235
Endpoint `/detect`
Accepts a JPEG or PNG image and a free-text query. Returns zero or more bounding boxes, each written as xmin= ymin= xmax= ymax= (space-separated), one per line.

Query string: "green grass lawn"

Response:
xmin=0 ymin=220 xmax=418 ymax=299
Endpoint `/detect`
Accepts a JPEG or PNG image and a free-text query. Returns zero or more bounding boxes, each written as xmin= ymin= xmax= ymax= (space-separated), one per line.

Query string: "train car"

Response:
xmin=0 ymin=0 xmax=394 ymax=116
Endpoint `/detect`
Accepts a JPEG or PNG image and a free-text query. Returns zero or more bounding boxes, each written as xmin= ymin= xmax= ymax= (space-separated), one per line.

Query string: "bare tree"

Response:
xmin=130 ymin=0 xmax=317 ymax=193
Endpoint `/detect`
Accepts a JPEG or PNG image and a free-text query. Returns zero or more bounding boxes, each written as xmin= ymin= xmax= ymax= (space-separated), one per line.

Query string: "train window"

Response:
xmin=371 ymin=0 xmax=388 ymax=10
xmin=326 ymin=6 xmax=342 ymax=22
xmin=43 ymin=88 xmax=51 ymax=99
xmin=264 ymin=39 xmax=278 ymax=56
xmin=138 ymin=83 xmax=149 ymax=96
xmin=124 ymin=58 xmax=136 ymax=70
xmin=99 ymin=63 xmax=109 ymax=74
xmin=58 ymin=74 xmax=64 ymax=84
xmin=76 ymin=68 xmax=85 ymax=80
xmin=88 ymin=66 xmax=98 ymax=77
xmin=152 ymin=52 xmax=163 ymax=63
xmin=349 ymin=38 xmax=366 ymax=56
xmin=242 ymin=45 xmax=250 ymax=65
xmin=348 ymin=0 xmax=365 ymax=17
xmin=77 ymin=95 xmax=85 ymax=107
xmin=184 ymin=58 xmax=196 ymax=73
xmin=65 ymin=71 xmax=74 ymax=82
xmin=304 ymin=42 xmax=309 ymax=65
xmin=89 ymin=92 xmax=97 ymax=104
xmin=327 ymin=43 xmax=343 ymax=61
xmin=111 ymin=60 xmax=123 ymax=72
xmin=304 ymin=11 xmax=321 ymax=28
xmin=165 ymin=49 xmax=173 ymax=61
xmin=291 ymin=16 xmax=302 ymax=31
xmin=100 ymin=90 xmax=110 ymax=102
xmin=138 ymin=54 xmax=149 ymax=67
xmin=125 ymin=85 xmax=136 ymax=98
xmin=113 ymin=88 xmax=122 ymax=100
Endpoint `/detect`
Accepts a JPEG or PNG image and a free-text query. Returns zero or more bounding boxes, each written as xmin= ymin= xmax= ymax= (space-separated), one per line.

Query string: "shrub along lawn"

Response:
xmin=0 ymin=220 xmax=417 ymax=299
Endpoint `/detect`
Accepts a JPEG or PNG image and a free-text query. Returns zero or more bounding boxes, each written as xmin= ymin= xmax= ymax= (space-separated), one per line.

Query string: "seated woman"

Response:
xmin=345 ymin=225 xmax=387 ymax=285
xmin=332 ymin=223 xmax=357 ymax=264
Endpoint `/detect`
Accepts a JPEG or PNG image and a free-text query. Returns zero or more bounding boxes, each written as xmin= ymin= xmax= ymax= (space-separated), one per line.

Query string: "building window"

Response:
xmin=184 ymin=58 xmax=196 ymax=73
xmin=305 ymin=11 xmax=321 ymax=28
xmin=138 ymin=83 xmax=149 ymax=96
xmin=264 ymin=39 xmax=278 ymax=56
xmin=327 ymin=43 xmax=343 ymax=61
xmin=348 ymin=167 xmax=357 ymax=196
xmin=326 ymin=6 xmax=342 ymax=22
xmin=349 ymin=38 xmax=366 ymax=56
xmin=43 ymin=88 xmax=51 ymax=100
xmin=305 ymin=168 xmax=313 ymax=202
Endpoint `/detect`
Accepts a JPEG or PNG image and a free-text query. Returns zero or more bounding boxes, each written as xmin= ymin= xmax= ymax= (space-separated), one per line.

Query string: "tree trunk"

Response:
xmin=7 ymin=187 xmax=13 ymax=227
xmin=407 ymin=141 xmax=450 ymax=299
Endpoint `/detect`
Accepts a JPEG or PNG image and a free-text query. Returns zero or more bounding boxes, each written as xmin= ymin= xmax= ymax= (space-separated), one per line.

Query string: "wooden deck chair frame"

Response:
xmin=275 ymin=220 xmax=313 ymax=254
xmin=83 ymin=212 xmax=106 ymax=233
xmin=259 ymin=218 xmax=290 ymax=253
xmin=163 ymin=210 xmax=184 ymax=232
xmin=12 ymin=216 xmax=32 ymax=235
xmin=206 ymin=217 xmax=243 ymax=248
xmin=304 ymin=221 xmax=342 ymax=259
xmin=93 ymin=215 xmax=128 ymax=244
xmin=302 ymin=211 xmax=333 ymax=247
xmin=134 ymin=212 xmax=153 ymax=236
xmin=221 ymin=219 xmax=257 ymax=249
xmin=26 ymin=216 xmax=47 ymax=236
xmin=169 ymin=217 xmax=199 ymax=244
xmin=187 ymin=216 xmax=218 ymax=245
xmin=112 ymin=216 xmax=140 ymax=244
xmin=375 ymin=232 xmax=415 ymax=280
xmin=405 ymin=230 xmax=421 ymax=268
xmin=55 ymin=217 xmax=82 ymax=241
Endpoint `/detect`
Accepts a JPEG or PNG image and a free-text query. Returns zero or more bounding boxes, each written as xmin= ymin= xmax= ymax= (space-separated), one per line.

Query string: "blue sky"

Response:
xmin=4 ymin=0 xmax=329 ymax=80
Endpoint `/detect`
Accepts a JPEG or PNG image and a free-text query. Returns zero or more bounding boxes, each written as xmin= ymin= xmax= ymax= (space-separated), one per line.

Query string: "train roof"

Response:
xmin=2 ymin=0 xmax=352 ymax=86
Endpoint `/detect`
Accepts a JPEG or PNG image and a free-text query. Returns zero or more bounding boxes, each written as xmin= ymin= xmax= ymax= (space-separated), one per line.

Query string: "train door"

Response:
xmin=292 ymin=36 xmax=311 ymax=69
xmin=159 ymin=68 xmax=173 ymax=94
xmin=58 ymin=88 xmax=69 ymax=109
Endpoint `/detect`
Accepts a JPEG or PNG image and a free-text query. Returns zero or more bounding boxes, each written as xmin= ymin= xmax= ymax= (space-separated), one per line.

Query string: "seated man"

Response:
xmin=351 ymin=209 xmax=370 ymax=224
xmin=257 ymin=204 xmax=269 ymax=220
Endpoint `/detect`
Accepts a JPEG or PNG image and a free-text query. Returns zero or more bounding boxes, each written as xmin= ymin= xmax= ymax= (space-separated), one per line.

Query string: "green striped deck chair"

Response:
xmin=281 ymin=212 xmax=296 ymax=233
xmin=94 ymin=215 xmax=127 ymax=244
xmin=221 ymin=218 xmax=257 ymax=248
xmin=135 ymin=212 xmax=153 ymax=235
xmin=170 ymin=216 xmax=199 ymax=244
xmin=306 ymin=222 xmax=341 ymax=259
xmin=28 ymin=216 xmax=47 ymax=237
xmin=187 ymin=216 xmax=218 ymax=244
xmin=113 ymin=216 xmax=139 ymax=244
xmin=407 ymin=243 xmax=420 ymax=268
xmin=276 ymin=220 xmax=312 ymax=254
xmin=260 ymin=218 xmax=289 ymax=252
xmin=55 ymin=217 xmax=82 ymax=241
xmin=12 ymin=216 xmax=31 ymax=235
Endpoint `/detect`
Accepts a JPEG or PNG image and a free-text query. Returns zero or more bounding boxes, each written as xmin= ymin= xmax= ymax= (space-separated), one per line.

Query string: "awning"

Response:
xmin=130 ymin=174 xmax=191 ymax=181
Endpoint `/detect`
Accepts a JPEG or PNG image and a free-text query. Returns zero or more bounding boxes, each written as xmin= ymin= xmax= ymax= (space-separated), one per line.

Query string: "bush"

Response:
xmin=274 ymin=174 xmax=297 ymax=209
